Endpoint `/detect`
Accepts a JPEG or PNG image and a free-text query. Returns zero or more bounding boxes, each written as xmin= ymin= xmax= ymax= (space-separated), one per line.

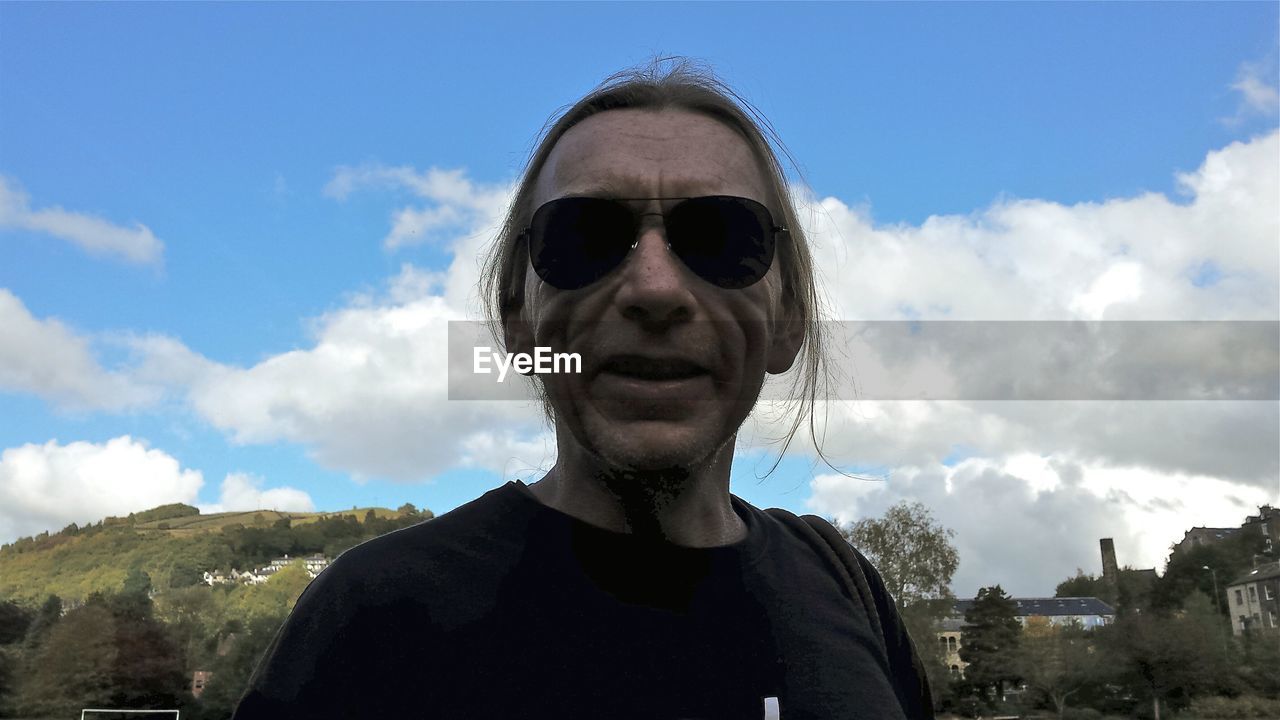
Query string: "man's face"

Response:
xmin=513 ymin=108 xmax=801 ymax=474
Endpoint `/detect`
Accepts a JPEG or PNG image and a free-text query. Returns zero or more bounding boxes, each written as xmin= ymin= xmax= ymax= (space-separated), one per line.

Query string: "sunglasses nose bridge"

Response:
xmin=631 ymin=210 xmax=671 ymax=251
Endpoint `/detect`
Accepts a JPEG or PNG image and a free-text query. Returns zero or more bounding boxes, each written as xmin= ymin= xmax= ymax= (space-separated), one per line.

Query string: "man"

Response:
xmin=234 ymin=60 xmax=932 ymax=720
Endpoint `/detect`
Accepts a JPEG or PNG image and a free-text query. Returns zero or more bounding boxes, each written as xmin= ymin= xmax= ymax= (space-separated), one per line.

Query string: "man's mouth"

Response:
xmin=599 ymin=355 xmax=709 ymax=381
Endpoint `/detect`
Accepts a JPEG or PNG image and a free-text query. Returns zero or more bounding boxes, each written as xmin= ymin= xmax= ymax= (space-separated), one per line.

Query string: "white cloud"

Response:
xmin=171 ymin=283 xmax=551 ymax=481
xmin=0 ymin=176 xmax=164 ymax=265
xmin=1229 ymin=61 xmax=1279 ymax=118
xmin=131 ymin=169 xmax=550 ymax=481
xmin=323 ymin=164 xmax=512 ymax=251
xmin=0 ymin=436 xmax=203 ymax=543
xmin=200 ymin=472 xmax=315 ymax=513
xmin=808 ymin=453 xmax=1276 ymax=598
xmin=800 ymin=131 xmax=1279 ymax=322
xmin=765 ymin=131 xmax=1280 ymax=596
xmin=0 ymin=288 xmax=157 ymax=411
xmin=0 ymin=437 xmax=319 ymax=543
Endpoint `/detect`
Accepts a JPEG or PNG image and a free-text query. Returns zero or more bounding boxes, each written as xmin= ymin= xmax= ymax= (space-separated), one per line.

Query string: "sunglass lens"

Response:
xmin=529 ymin=198 xmax=634 ymax=290
xmin=668 ymin=197 xmax=774 ymax=289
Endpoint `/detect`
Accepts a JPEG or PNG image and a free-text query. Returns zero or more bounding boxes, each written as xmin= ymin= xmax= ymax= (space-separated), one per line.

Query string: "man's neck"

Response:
xmin=527 ymin=452 xmax=746 ymax=547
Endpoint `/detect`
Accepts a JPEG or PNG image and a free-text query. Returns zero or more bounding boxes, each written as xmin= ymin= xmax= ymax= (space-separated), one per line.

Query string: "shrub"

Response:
xmin=1184 ymin=695 xmax=1280 ymax=719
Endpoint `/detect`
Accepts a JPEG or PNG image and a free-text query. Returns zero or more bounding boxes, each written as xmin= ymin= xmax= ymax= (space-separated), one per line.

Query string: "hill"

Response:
xmin=0 ymin=503 xmax=430 ymax=605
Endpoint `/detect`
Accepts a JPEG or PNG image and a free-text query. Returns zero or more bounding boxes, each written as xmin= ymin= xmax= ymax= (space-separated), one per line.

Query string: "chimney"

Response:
xmin=1100 ymin=538 xmax=1120 ymax=597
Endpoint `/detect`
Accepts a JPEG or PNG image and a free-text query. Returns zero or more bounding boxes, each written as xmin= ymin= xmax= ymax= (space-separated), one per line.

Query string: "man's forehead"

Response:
xmin=534 ymin=109 xmax=770 ymax=204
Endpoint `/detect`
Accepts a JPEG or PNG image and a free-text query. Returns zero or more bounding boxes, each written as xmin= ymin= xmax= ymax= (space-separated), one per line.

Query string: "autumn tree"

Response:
xmin=835 ymin=501 xmax=959 ymax=711
xmin=958 ymin=585 xmax=1022 ymax=702
xmin=1017 ymin=618 xmax=1096 ymax=719
xmin=836 ymin=501 xmax=959 ymax=605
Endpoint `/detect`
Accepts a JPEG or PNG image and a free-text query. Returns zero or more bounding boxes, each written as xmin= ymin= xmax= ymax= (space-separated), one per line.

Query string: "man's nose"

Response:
xmin=614 ymin=221 xmax=695 ymax=328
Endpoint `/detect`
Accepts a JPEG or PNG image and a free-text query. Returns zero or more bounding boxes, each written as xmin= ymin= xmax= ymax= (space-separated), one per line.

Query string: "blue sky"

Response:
xmin=2 ymin=2 xmax=1277 ymax=596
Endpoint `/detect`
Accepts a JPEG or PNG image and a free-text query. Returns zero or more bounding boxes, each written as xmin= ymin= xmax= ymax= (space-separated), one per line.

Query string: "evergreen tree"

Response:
xmin=958 ymin=585 xmax=1022 ymax=702
xmin=22 ymin=594 xmax=61 ymax=652
xmin=0 ymin=600 xmax=32 ymax=645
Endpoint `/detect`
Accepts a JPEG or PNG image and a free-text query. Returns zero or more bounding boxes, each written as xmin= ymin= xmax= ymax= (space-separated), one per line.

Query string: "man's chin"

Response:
xmin=581 ymin=421 xmax=730 ymax=476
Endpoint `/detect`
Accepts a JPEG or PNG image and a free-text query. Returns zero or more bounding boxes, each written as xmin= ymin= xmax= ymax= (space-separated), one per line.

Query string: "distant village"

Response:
xmin=201 ymin=553 xmax=331 ymax=587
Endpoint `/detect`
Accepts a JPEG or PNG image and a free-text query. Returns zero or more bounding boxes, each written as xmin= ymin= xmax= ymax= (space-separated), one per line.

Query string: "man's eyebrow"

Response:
xmin=557 ymin=184 xmax=626 ymax=199
xmin=556 ymin=180 xmax=709 ymax=199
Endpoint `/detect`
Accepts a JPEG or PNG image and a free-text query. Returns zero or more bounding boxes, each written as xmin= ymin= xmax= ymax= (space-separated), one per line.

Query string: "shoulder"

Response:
xmin=235 ymin=484 xmax=531 ymax=718
xmin=293 ymin=481 xmax=532 ymax=622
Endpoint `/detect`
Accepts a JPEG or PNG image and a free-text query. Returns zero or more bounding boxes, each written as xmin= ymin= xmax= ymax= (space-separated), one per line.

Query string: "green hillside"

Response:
xmin=0 ymin=503 xmax=430 ymax=605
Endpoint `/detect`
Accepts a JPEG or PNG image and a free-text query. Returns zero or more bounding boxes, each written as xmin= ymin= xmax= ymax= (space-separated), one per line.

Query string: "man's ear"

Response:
xmin=767 ymin=301 xmax=805 ymax=375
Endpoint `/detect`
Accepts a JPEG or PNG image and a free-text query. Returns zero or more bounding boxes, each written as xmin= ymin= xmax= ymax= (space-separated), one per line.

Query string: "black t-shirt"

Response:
xmin=233 ymin=481 xmax=932 ymax=719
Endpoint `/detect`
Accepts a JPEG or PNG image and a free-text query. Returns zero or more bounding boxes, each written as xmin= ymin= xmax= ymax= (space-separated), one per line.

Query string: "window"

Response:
xmin=1249 ymin=586 xmax=1258 ymax=602
xmin=1270 ymin=612 xmax=1277 ymax=629
xmin=1239 ymin=616 xmax=1248 ymax=631
xmin=939 ymin=637 xmax=947 ymax=652
xmin=1267 ymin=585 xmax=1275 ymax=601
xmin=948 ymin=636 xmax=958 ymax=652
xmin=1236 ymin=589 xmax=1244 ymax=605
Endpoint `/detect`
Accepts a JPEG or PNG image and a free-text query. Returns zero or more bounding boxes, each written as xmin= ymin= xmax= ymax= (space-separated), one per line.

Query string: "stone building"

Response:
xmin=939 ymin=596 xmax=1115 ymax=678
xmin=1226 ymin=561 xmax=1280 ymax=635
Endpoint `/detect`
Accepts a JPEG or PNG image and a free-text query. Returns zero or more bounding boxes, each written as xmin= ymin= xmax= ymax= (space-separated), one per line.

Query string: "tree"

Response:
xmin=106 ymin=591 xmax=188 ymax=711
xmin=0 ymin=645 xmax=16 ymax=714
xmin=122 ymin=567 xmax=153 ymax=597
xmin=835 ymin=501 xmax=959 ymax=714
xmin=397 ymin=503 xmax=419 ymax=516
xmin=168 ymin=562 xmax=205 ymax=589
xmin=22 ymin=594 xmax=61 ymax=651
xmin=156 ymin=585 xmax=220 ymax=670
xmin=0 ymin=600 xmax=32 ymax=645
xmin=1151 ymin=531 xmax=1266 ymax=615
xmin=235 ymin=562 xmax=314 ymax=622
xmin=958 ymin=585 xmax=1022 ymax=702
xmin=194 ymin=612 xmax=286 ymax=719
xmin=1017 ymin=618 xmax=1096 ymax=719
xmin=835 ymin=501 xmax=959 ymax=606
xmin=1095 ymin=592 xmax=1234 ymax=720
xmin=1054 ymin=569 xmax=1111 ymax=603
xmin=16 ymin=601 xmax=117 ymax=717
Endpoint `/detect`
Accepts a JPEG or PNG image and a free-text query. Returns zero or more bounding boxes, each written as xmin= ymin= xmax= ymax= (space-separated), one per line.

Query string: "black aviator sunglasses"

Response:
xmin=518 ymin=195 xmax=789 ymax=291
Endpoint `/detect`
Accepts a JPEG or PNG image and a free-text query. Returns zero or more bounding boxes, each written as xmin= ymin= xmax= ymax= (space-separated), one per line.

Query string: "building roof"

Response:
xmin=951 ymin=596 xmax=1116 ymax=618
xmin=1227 ymin=561 xmax=1280 ymax=587
xmin=1183 ymin=527 xmax=1241 ymax=541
